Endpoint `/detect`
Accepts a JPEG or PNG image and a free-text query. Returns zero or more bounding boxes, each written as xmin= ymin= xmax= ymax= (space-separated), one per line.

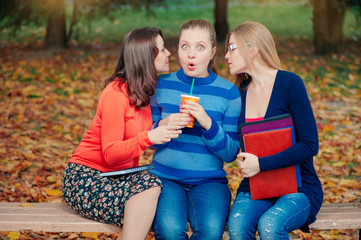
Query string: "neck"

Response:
xmin=249 ymin=65 xmax=278 ymax=88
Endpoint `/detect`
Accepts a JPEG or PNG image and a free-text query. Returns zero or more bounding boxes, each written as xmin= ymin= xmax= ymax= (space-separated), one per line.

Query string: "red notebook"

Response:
xmin=243 ymin=127 xmax=298 ymax=200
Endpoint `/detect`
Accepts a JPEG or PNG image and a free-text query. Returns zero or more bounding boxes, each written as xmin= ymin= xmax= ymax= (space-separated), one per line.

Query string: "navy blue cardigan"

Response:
xmin=236 ymin=70 xmax=323 ymax=232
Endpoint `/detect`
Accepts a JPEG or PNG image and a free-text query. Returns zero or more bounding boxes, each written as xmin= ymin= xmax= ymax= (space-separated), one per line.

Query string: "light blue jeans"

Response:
xmin=153 ymin=179 xmax=231 ymax=240
xmin=228 ymin=192 xmax=310 ymax=240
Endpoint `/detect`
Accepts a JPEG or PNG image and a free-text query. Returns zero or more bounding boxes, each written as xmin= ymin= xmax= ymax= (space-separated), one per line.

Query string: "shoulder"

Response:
xmin=213 ymin=75 xmax=240 ymax=99
xmin=158 ymin=72 xmax=177 ymax=81
xmin=278 ymin=70 xmax=303 ymax=84
xmin=277 ymin=70 xmax=305 ymax=89
xmin=209 ymin=73 xmax=237 ymax=90
xmin=99 ymin=81 xmax=129 ymax=104
xmin=157 ymin=72 xmax=179 ymax=88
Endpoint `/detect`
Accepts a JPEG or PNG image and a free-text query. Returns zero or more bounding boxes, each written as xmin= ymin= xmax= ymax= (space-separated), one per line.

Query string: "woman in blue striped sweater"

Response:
xmin=150 ymin=19 xmax=242 ymax=240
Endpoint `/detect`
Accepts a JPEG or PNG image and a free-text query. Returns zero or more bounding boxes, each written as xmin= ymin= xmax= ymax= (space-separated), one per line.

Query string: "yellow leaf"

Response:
xmin=339 ymin=179 xmax=359 ymax=188
xmin=20 ymin=203 xmax=33 ymax=207
xmin=77 ymin=98 xmax=95 ymax=108
xmin=45 ymin=189 xmax=62 ymax=196
xmin=81 ymin=232 xmax=99 ymax=239
xmin=7 ymin=231 xmax=21 ymax=240
xmin=325 ymin=180 xmax=334 ymax=187
xmin=332 ymin=162 xmax=346 ymax=167
xmin=46 ymin=175 xmax=58 ymax=183
xmin=323 ymin=123 xmax=335 ymax=132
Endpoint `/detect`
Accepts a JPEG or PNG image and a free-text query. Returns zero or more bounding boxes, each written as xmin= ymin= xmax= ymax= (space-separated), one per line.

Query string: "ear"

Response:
xmin=250 ymin=45 xmax=259 ymax=59
xmin=211 ymin=46 xmax=216 ymax=59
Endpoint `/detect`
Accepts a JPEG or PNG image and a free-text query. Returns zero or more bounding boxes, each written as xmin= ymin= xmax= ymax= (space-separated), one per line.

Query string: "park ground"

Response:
xmin=0 ymin=36 xmax=360 ymax=239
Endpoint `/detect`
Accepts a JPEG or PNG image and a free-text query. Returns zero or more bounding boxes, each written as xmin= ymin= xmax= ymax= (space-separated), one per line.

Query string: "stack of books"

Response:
xmin=239 ymin=114 xmax=301 ymax=200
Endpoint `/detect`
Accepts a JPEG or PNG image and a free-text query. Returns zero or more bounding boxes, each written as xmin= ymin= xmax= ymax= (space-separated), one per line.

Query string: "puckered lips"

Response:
xmin=187 ymin=62 xmax=195 ymax=71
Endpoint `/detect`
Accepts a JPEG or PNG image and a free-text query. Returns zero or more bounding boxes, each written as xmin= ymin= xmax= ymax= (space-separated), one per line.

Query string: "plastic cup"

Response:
xmin=180 ymin=94 xmax=200 ymax=128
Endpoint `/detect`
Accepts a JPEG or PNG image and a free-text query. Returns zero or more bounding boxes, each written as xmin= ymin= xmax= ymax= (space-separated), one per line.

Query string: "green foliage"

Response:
xmin=0 ymin=0 xmax=165 ymax=38
xmin=0 ymin=0 xmax=48 ymax=32
xmin=0 ymin=0 xmax=360 ymax=43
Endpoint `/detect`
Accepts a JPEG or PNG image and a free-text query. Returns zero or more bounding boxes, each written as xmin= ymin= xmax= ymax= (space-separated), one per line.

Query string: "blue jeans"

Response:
xmin=228 ymin=192 xmax=310 ymax=240
xmin=153 ymin=179 xmax=231 ymax=240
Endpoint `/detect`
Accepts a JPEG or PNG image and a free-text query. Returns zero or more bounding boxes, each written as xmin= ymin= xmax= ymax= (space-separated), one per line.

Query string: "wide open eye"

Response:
xmin=197 ymin=45 xmax=205 ymax=51
xmin=181 ymin=44 xmax=189 ymax=50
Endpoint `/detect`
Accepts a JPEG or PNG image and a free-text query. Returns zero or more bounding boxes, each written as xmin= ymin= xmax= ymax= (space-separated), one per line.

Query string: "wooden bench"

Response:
xmin=0 ymin=202 xmax=360 ymax=239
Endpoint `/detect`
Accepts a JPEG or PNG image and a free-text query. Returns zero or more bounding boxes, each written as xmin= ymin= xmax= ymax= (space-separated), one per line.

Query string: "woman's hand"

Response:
xmin=159 ymin=113 xmax=192 ymax=129
xmin=148 ymin=125 xmax=182 ymax=144
xmin=237 ymin=152 xmax=261 ymax=178
xmin=180 ymin=101 xmax=212 ymax=130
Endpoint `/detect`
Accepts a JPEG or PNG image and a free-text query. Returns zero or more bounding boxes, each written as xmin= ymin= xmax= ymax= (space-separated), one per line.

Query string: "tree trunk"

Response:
xmin=214 ymin=0 xmax=228 ymax=42
xmin=45 ymin=0 xmax=67 ymax=49
xmin=310 ymin=0 xmax=346 ymax=54
xmin=67 ymin=0 xmax=78 ymax=46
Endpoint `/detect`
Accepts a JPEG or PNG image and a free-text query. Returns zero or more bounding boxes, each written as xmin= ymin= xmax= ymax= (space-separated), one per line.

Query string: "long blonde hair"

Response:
xmin=226 ymin=21 xmax=282 ymax=88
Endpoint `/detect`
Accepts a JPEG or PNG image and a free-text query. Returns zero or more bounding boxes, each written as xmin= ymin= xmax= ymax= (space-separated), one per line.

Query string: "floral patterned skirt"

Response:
xmin=62 ymin=163 xmax=162 ymax=227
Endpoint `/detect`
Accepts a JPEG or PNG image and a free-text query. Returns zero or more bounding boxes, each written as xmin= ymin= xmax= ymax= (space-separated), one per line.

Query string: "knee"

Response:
xmin=154 ymin=223 xmax=187 ymax=240
xmin=193 ymin=222 xmax=225 ymax=240
xmin=257 ymin=216 xmax=285 ymax=240
xmin=227 ymin=219 xmax=249 ymax=239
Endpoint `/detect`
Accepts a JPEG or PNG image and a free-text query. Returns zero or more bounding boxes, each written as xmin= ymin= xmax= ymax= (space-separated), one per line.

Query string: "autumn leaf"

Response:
xmin=81 ymin=232 xmax=99 ymax=239
xmin=7 ymin=231 xmax=21 ymax=240
xmin=1 ymin=38 xmax=360 ymax=240
xmin=20 ymin=203 xmax=34 ymax=207
xmin=45 ymin=189 xmax=62 ymax=196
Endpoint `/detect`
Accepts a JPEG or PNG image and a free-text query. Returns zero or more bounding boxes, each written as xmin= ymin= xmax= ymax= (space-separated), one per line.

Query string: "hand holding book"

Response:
xmin=237 ymin=152 xmax=260 ymax=178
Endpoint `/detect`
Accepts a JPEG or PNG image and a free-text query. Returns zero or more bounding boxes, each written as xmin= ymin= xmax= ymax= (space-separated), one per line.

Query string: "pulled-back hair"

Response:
xmin=104 ymin=27 xmax=163 ymax=109
xmin=180 ymin=19 xmax=217 ymax=74
xmin=226 ymin=21 xmax=282 ymax=88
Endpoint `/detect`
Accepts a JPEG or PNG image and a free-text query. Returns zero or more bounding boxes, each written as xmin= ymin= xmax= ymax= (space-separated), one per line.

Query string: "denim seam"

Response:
xmin=187 ymin=192 xmax=198 ymax=238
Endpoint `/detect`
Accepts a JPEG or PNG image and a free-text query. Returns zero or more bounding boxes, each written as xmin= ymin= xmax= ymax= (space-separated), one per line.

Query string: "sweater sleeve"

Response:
xmin=149 ymin=94 xmax=169 ymax=150
xmin=100 ymin=90 xmax=153 ymax=167
xmin=259 ymin=74 xmax=319 ymax=171
xmin=202 ymin=85 xmax=242 ymax=163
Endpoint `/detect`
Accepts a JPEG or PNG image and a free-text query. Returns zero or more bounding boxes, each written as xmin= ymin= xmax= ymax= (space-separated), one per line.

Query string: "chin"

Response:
xmin=183 ymin=69 xmax=196 ymax=77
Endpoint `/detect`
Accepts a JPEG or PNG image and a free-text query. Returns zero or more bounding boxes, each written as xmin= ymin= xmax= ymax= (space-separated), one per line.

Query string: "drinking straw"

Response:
xmin=190 ymin=78 xmax=195 ymax=95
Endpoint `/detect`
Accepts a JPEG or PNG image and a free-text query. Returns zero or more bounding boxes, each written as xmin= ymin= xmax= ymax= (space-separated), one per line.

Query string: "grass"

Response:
xmin=0 ymin=1 xmax=360 ymax=44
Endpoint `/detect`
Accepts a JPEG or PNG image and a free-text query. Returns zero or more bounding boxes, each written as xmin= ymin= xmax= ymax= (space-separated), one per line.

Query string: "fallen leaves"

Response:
xmin=1 ymin=39 xmax=360 ymax=239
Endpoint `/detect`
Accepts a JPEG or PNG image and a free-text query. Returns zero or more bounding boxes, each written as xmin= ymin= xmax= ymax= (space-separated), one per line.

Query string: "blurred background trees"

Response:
xmin=0 ymin=0 xmax=360 ymax=53
xmin=310 ymin=0 xmax=361 ymax=54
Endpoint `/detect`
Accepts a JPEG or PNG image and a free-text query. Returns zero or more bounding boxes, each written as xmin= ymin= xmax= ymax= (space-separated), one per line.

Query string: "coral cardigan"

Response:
xmin=69 ymin=81 xmax=153 ymax=172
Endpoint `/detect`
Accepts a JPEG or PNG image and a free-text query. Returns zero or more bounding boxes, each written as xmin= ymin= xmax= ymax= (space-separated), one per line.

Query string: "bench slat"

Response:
xmin=0 ymin=202 xmax=360 ymax=232
xmin=0 ymin=203 xmax=120 ymax=232
xmin=310 ymin=202 xmax=361 ymax=230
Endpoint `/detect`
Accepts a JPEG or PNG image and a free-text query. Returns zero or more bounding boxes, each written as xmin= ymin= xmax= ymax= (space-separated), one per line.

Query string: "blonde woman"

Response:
xmin=225 ymin=21 xmax=323 ymax=239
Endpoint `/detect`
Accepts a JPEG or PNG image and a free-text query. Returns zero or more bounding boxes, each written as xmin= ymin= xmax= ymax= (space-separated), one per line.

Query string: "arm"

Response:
xmin=149 ymin=95 xmax=189 ymax=150
xmin=259 ymin=75 xmax=319 ymax=171
xmin=100 ymin=90 xmax=152 ymax=167
xmin=201 ymin=86 xmax=242 ymax=163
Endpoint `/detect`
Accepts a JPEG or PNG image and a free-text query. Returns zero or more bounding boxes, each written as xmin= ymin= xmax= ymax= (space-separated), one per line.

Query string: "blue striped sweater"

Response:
xmin=150 ymin=69 xmax=242 ymax=185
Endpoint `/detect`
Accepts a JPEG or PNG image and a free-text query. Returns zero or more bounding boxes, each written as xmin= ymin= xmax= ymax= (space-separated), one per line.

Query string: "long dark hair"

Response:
xmin=104 ymin=27 xmax=163 ymax=109
xmin=180 ymin=19 xmax=217 ymax=74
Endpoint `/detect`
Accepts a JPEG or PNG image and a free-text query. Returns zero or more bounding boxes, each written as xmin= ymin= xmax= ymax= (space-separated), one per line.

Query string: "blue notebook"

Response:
xmin=99 ymin=164 xmax=154 ymax=177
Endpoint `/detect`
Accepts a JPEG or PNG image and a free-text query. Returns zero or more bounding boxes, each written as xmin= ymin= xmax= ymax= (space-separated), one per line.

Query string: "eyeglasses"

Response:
xmin=228 ymin=42 xmax=254 ymax=53
xmin=228 ymin=44 xmax=237 ymax=53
